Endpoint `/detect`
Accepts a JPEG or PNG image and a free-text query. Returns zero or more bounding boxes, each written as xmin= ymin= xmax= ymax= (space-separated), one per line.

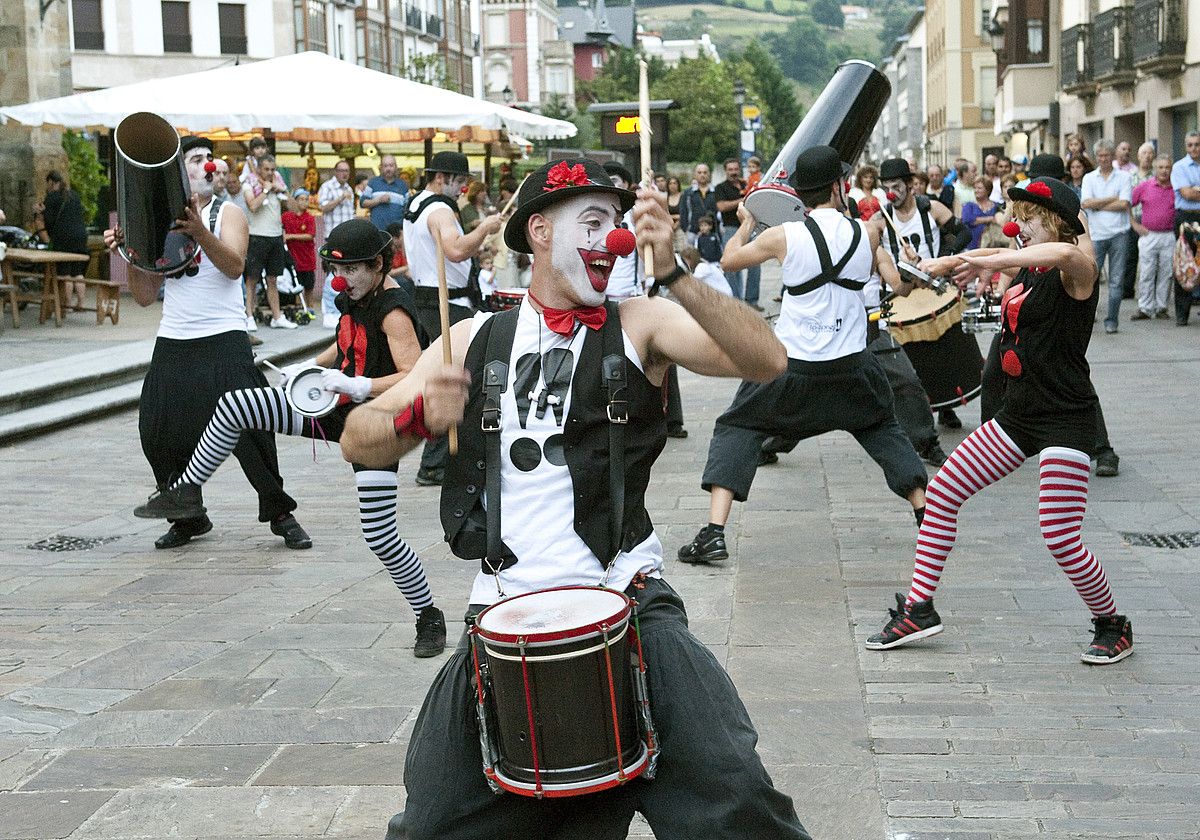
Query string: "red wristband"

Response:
xmin=393 ymin=393 xmax=436 ymax=441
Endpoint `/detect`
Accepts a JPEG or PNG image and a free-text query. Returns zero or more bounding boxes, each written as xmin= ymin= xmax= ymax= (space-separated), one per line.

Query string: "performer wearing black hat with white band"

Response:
xmin=678 ymin=145 xmax=929 ymax=565
xmin=404 ymin=151 xmax=504 ymax=486
xmin=105 ymin=135 xmax=309 ymax=552
xmin=131 ymin=218 xmax=447 ymax=657
xmin=338 ymin=158 xmax=811 ymax=839
xmin=867 ymin=177 xmax=1133 ymax=665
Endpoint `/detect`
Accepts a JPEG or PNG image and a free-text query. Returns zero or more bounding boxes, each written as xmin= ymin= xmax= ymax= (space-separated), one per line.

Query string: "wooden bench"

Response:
xmin=74 ymin=278 xmax=121 ymax=325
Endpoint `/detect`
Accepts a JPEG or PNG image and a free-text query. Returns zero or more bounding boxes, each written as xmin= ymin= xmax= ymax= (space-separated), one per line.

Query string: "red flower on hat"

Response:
xmin=1027 ymin=181 xmax=1052 ymax=198
xmin=543 ymin=161 xmax=591 ymax=192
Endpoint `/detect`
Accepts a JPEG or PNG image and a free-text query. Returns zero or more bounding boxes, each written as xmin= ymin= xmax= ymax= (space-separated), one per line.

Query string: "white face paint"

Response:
xmin=543 ymin=192 xmax=623 ymax=306
xmin=339 ymin=259 xmax=384 ymax=301
xmin=184 ymin=149 xmax=215 ymax=200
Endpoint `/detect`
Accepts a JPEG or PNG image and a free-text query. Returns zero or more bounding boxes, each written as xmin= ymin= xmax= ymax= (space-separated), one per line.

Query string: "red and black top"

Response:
xmin=333 ymin=285 xmax=429 ymax=398
xmin=993 ymin=266 xmax=1099 ymax=455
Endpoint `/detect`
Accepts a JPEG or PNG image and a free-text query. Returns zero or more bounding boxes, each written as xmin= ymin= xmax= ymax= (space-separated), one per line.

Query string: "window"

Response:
xmin=357 ymin=20 xmax=385 ymax=71
xmin=591 ymin=51 xmax=603 ymax=69
xmin=294 ymin=0 xmax=327 ymax=53
xmin=1026 ymin=18 xmax=1044 ymax=57
xmin=485 ymin=13 xmax=506 ymax=45
xmin=218 ymin=4 xmax=247 ymax=54
xmin=72 ymin=0 xmax=104 ymax=50
xmin=161 ymin=1 xmax=192 ymax=53
xmin=389 ymin=28 xmax=404 ymax=74
xmin=546 ymin=66 xmax=569 ymax=95
xmin=980 ymin=65 xmax=996 ymax=121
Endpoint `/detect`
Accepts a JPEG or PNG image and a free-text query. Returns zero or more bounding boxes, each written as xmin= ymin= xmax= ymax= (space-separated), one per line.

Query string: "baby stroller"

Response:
xmin=251 ymin=256 xmax=315 ymax=325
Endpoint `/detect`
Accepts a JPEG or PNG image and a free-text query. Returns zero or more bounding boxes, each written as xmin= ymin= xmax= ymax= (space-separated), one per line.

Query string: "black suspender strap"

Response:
xmin=916 ymin=196 xmax=935 ymax=257
xmin=207 ymin=197 xmax=224 ymax=233
xmin=600 ymin=302 xmax=627 ymax=570
xmin=784 ymin=216 xmax=866 ymax=296
xmin=481 ymin=309 xmax=518 ymax=576
xmin=403 ymin=192 xmax=459 ymax=224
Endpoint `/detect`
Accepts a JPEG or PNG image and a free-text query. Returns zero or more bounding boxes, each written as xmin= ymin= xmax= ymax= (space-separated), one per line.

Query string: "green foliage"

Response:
xmin=650 ymin=56 xmax=741 ymax=163
xmin=61 ymin=130 xmax=107 ymax=227
xmin=877 ymin=0 xmax=921 ymax=56
xmin=763 ymin=0 xmax=775 ymax=11
xmin=739 ymin=41 xmax=803 ymax=162
xmin=764 ymin=14 xmax=834 ymax=86
xmin=577 ymin=48 xmax=667 ymax=105
xmin=811 ymin=0 xmax=845 ymax=28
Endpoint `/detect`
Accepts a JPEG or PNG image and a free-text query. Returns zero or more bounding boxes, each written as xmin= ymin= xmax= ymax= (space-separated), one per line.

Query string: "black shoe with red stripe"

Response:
xmin=865 ymin=592 xmax=944 ymax=650
xmin=1080 ymin=614 xmax=1133 ymax=665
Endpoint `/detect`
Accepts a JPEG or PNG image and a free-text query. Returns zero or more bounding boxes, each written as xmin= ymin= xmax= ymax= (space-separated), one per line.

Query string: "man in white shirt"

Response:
xmin=1081 ymin=139 xmax=1133 ymax=333
xmin=318 ymin=161 xmax=357 ymax=325
xmin=241 ymin=155 xmax=295 ymax=330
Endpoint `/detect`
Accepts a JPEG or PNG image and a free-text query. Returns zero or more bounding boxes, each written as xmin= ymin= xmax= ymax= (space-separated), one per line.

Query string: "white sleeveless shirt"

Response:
xmin=467 ymin=299 xmax=663 ymax=606
xmin=403 ymin=190 xmax=471 ymax=290
xmin=157 ymin=199 xmax=247 ymax=340
xmin=884 ymin=202 xmax=941 ymax=262
xmin=774 ymin=209 xmax=872 ymax=361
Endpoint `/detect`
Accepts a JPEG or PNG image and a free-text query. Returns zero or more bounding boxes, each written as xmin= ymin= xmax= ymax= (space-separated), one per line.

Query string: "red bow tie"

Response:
xmin=528 ymin=291 xmax=607 ymax=337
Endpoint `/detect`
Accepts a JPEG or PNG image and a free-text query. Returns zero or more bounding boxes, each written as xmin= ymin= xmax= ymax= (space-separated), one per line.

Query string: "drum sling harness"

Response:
xmin=479 ymin=303 xmax=628 ymax=586
xmin=883 ymin=198 xmax=935 ymax=262
xmin=784 ymin=216 xmax=865 ymax=296
xmin=406 ymin=193 xmax=475 ymax=302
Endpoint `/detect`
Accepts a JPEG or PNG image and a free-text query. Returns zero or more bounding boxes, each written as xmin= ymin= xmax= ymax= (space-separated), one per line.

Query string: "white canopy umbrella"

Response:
xmin=0 ymin=51 xmax=576 ymax=141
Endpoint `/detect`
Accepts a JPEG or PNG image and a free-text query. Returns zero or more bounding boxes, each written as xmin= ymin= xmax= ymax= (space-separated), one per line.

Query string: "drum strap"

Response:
xmin=784 ymin=217 xmax=866 ymax=296
xmin=403 ymin=192 xmax=460 ymax=224
xmin=883 ymin=201 xmax=935 ymax=260
xmin=208 ymin=197 xmax=224 ymax=233
xmin=600 ymin=302 xmax=628 ymax=580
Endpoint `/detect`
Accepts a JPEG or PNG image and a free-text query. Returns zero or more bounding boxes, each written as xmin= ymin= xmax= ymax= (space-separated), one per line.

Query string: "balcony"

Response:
xmin=1060 ymin=24 xmax=1091 ymax=92
xmin=1133 ymin=0 xmax=1186 ymax=73
xmin=405 ymin=6 xmax=422 ymax=30
xmin=1091 ymin=5 xmax=1135 ymax=86
xmin=426 ymin=13 xmax=442 ymax=37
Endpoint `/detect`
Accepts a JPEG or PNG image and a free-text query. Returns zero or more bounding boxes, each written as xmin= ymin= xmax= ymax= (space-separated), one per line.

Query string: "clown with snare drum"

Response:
xmin=339 ymin=159 xmax=811 ymax=839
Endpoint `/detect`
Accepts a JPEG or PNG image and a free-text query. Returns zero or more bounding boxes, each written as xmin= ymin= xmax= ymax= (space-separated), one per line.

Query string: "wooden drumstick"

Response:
xmin=433 ymin=227 xmax=458 ymax=455
xmin=638 ymin=59 xmax=655 ymax=281
xmin=482 ymin=172 xmax=532 ymax=252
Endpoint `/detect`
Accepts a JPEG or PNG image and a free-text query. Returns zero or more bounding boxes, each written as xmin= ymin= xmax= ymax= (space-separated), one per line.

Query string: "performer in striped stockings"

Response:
xmin=134 ymin=219 xmax=446 ymax=657
xmin=865 ymin=177 xmax=1133 ymax=665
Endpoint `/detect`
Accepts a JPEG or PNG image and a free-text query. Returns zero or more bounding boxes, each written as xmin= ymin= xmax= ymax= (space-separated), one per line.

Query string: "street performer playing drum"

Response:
xmin=339 ymin=158 xmax=811 ymax=839
xmin=865 ymin=177 xmax=1133 ymax=665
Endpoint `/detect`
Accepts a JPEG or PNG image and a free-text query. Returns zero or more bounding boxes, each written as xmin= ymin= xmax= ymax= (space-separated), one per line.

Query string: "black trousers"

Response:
xmin=868 ymin=332 xmax=938 ymax=452
xmin=1175 ymin=210 xmax=1200 ymax=324
xmin=979 ymin=332 xmax=1114 ymax=457
xmin=412 ymin=287 xmax=475 ymax=472
xmin=138 ymin=331 xmax=295 ymax=522
xmin=703 ymin=350 xmax=927 ymax=502
xmin=389 ymin=577 xmax=811 ymax=840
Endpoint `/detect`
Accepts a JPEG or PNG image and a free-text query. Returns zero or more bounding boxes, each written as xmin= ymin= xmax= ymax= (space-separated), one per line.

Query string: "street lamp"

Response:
xmin=732 ymin=80 xmax=746 ymax=109
xmin=988 ymin=7 xmax=1007 ymax=54
xmin=502 ymin=85 xmax=514 ymax=105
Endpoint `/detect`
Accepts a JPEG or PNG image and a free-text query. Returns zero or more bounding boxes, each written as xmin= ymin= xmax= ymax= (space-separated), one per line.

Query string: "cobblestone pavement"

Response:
xmin=1 ymin=266 xmax=1198 ymax=839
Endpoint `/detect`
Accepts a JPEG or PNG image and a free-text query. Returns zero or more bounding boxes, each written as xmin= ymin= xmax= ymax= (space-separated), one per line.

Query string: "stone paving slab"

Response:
xmin=2 ymin=267 xmax=1200 ymax=838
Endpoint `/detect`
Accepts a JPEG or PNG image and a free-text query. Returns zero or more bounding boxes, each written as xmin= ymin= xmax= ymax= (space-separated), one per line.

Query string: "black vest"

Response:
xmin=333 ymin=285 xmax=429 ymax=379
xmin=440 ymin=303 xmax=667 ymax=573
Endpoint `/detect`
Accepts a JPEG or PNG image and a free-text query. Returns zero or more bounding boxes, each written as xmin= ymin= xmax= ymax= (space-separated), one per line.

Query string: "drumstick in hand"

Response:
xmin=638 ymin=59 xmax=655 ymax=281
xmin=482 ymin=172 xmax=532 ymax=252
xmin=433 ymin=227 xmax=458 ymax=456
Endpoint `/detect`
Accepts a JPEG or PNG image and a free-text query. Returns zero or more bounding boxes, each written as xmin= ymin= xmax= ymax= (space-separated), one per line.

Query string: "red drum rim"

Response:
xmin=487 ymin=742 xmax=651 ymax=798
xmin=474 ymin=585 xmax=632 ymax=645
xmin=492 ymin=288 xmax=526 ymax=299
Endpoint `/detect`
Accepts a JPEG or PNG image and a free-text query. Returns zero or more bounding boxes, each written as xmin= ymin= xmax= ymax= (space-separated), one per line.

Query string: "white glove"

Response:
xmin=277 ymin=358 xmax=316 ymax=385
xmin=320 ymin=369 xmax=372 ymax=402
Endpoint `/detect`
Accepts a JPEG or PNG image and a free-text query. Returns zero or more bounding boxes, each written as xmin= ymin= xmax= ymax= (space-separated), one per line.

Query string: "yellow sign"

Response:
xmin=741 ymin=105 xmax=761 ymax=121
xmin=615 ymin=115 xmax=642 ymax=135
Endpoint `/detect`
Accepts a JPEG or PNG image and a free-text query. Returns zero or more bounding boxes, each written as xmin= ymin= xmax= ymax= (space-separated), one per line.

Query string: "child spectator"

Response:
xmin=680 ymin=246 xmax=732 ymax=296
xmin=282 ymin=188 xmax=318 ymax=309
xmin=696 ymin=214 xmax=723 ymax=263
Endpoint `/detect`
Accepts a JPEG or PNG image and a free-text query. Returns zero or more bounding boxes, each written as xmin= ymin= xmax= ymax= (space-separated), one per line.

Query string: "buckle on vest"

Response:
xmin=481 ymin=407 xmax=501 ymax=432
xmin=607 ymin=400 xmax=628 ymax=424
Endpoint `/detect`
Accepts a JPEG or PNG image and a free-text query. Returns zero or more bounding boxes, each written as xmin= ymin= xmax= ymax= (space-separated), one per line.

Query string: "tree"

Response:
xmin=811 ymin=0 xmax=845 ymax=28
xmin=740 ymin=41 xmax=803 ymax=161
xmin=650 ymin=56 xmax=740 ymax=164
xmin=764 ymin=14 xmax=835 ymax=86
xmin=61 ymin=131 xmax=107 ymax=227
xmin=878 ymin=0 xmax=921 ymax=55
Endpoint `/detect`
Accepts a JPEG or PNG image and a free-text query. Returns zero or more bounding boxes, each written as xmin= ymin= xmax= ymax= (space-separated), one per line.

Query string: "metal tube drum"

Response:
xmin=113 ymin=112 xmax=198 ymax=274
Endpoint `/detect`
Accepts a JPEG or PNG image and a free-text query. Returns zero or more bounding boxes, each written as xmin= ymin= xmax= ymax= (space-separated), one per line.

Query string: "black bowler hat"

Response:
xmin=504 ymin=158 xmax=636 ymax=254
xmin=1028 ymin=153 xmax=1067 ymax=180
xmin=1007 ymin=176 xmax=1085 ymax=235
xmin=426 ymin=151 xmax=471 ymax=176
xmin=790 ymin=146 xmax=847 ymax=191
xmin=319 ymin=218 xmax=392 ymax=263
xmin=602 ymin=161 xmax=635 ymax=186
xmin=879 ymin=158 xmax=913 ymax=182
xmin=179 ymin=135 xmax=214 ymax=156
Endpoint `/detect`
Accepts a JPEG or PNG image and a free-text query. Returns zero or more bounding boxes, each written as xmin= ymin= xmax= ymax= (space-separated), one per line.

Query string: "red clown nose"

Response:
xmin=203 ymin=161 xmax=217 ymax=173
xmin=606 ymin=227 xmax=636 ymax=257
xmin=886 ymin=191 xmax=898 ymax=202
xmin=1002 ymin=221 xmax=1021 ymax=238
xmin=331 ymin=275 xmax=348 ymax=293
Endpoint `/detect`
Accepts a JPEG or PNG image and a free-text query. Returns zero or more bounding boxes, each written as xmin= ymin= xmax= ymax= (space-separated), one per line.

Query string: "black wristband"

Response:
xmin=654 ymin=262 xmax=687 ymax=288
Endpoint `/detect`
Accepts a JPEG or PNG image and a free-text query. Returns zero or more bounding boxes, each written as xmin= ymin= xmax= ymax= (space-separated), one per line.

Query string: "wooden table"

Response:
xmin=0 ymin=248 xmax=92 ymax=327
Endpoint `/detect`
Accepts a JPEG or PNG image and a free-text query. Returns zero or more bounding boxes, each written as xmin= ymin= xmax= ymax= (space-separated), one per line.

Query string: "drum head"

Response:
xmin=888 ymin=287 xmax=961 ymax=327
xmin=744 ymin=185 xmax=807 ymax=229
xmin=476 ymin=586 xmax=631 ymax=643
xmin=286 ymin=367 xmax=338 ymax=418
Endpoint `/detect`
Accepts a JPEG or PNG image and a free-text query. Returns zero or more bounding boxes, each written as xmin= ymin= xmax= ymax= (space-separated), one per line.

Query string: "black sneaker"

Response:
xmin=414 ymin=606 xmax=447 ymax=658
xmin=1094 ymin=451 xmax=1119 ymax=477
xmin=415 ymin=467 xmax=444 ymax=486
xmin=920 ymin=441 xmax=948 ymax=467
xmin=1080 ymin=614 xmax=1133 ymax=665
xmin=270 ymin=514 xmax=312 ymax=550
xmin=154 ymin=515 xmax=213 ymax=549
xmin=937 ymin=408 xmax=963 ymax=429
xmin=865 ymin=593 xmax=944 ymax=650
xmin=758 ymin=449 xmax=779 ymax=466
xmin=677 ymin=525 xmax=729 ymax=564
xmin=666 ymin=425 xmax=689 ymax=439
xmin=135 ymin=483 xmax=205 ymax=520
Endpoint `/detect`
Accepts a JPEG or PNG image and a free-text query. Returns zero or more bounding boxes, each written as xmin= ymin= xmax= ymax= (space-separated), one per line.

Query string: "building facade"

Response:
xmin=637 ymin=30 xmax=720 ymax=67
xmin=1057 ymin=0 xmax=1199 ymax=160
xmin=558 ymin=0 xmax=636 ymax=83
xmin=924 ymin=0 xmax=1001 ymax=166
xmin=870 ymin=9 xmax=926 ymax=165
xmin=990 ymin=0 xmax=1058 ymax=158
xmin=479 ymin=0 xmax=573 ymax=107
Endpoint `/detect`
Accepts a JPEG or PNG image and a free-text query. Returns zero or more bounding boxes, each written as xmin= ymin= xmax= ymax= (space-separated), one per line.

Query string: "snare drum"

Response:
xmin=489 ymin=288 xmax=527 ymax=312
xmin=471 ymin=586 xmax=657 ymax=798
xmin=886 ymin=289 xmax=984 ymax=409
xmin=284 ymin=365 xmax=339 ymax=418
